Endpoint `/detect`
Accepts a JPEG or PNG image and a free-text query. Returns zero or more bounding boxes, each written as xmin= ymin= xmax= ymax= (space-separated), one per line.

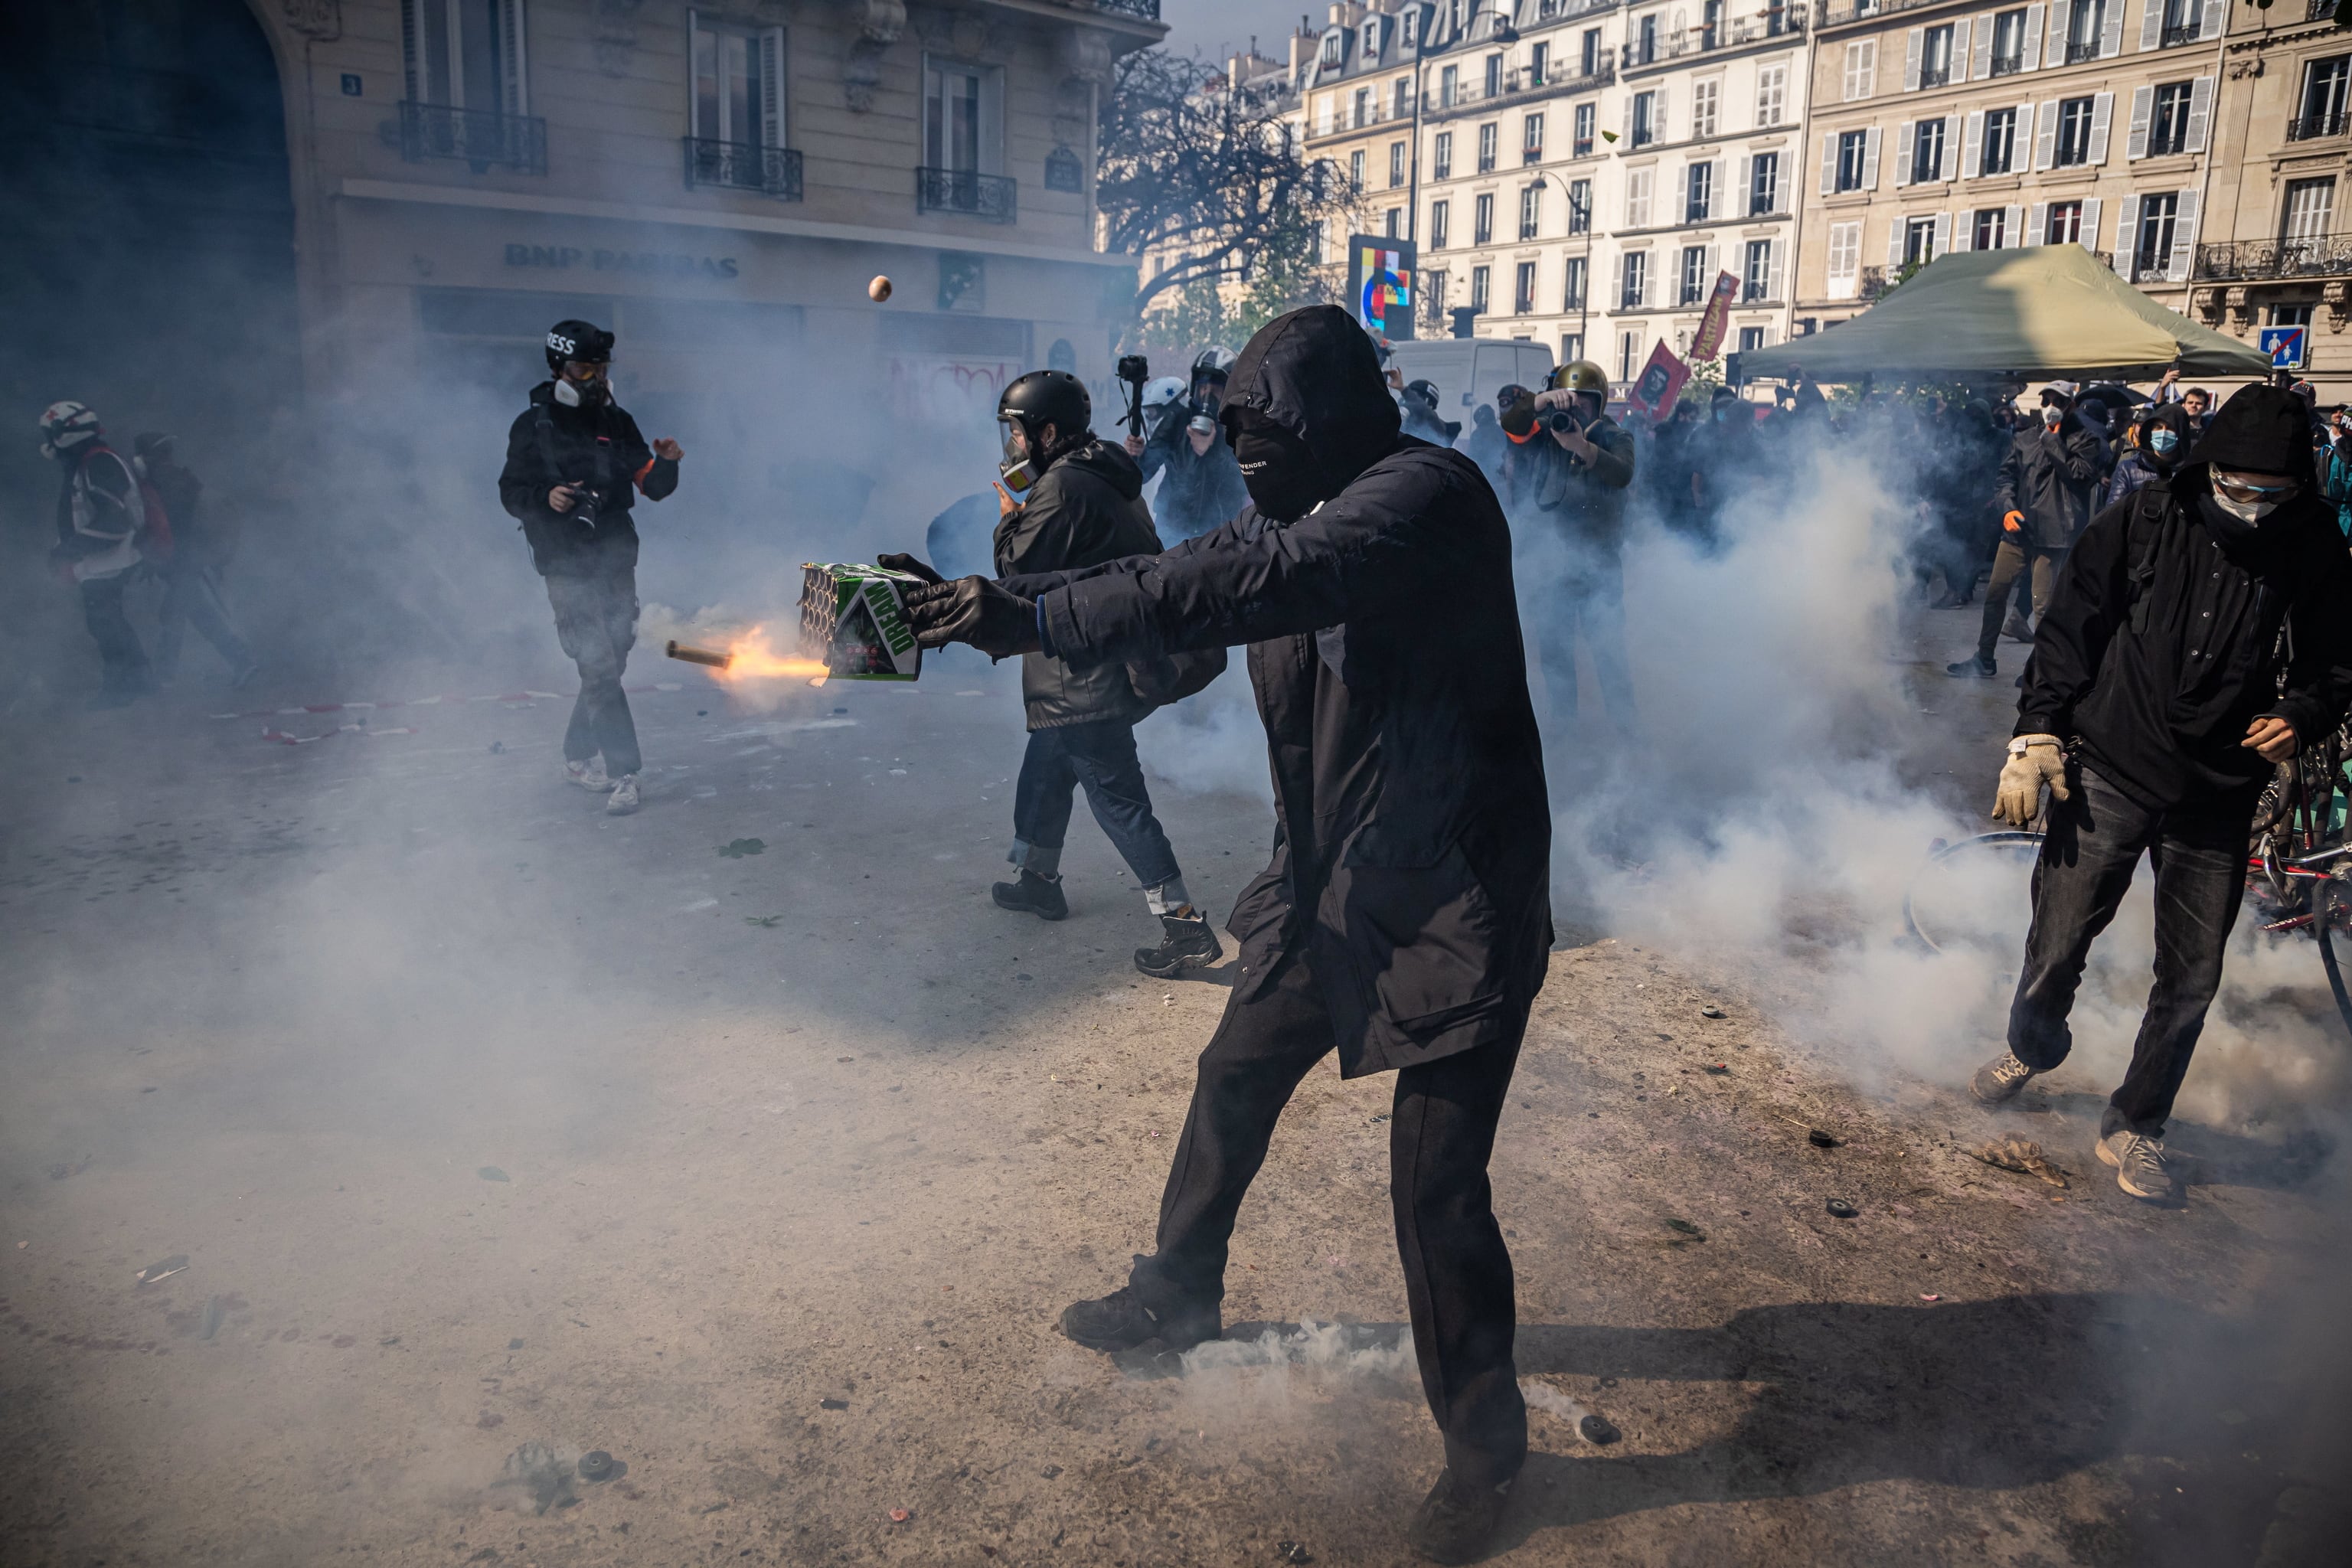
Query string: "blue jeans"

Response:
xmin=1011 ymin=720 xmax=1181 ymax=890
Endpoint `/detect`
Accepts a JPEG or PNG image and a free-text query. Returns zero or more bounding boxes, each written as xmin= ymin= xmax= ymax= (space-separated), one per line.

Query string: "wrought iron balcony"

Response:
xmin=1919 ymin=66 xmax=1950 ymax=88
xmin=2287 ymin=112 xmax=2347 ymax=142
xmin=2064 ymin=41 xmax=2100 ymax=65
xmin=2194 ymin=237 xmax=2352 ymax=281
xmin=1988 ymin=54 xmax=2024 ymax=77
xmin=682 ymin=138 xmax=802 ymax=200
xmin=398 ymin=100 xmax=547 ymax=175
xmin=916 ymin=167 xmax=1017 ymax=223
xmin=2161 ymin=23 xmax=2202 ymax=45
xmin=1088 ymin=0 xmax=1161 ymax=19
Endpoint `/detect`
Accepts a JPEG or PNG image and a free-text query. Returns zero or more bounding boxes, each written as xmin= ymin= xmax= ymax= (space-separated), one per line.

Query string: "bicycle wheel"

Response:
xmin=1904 ymin=831 xmax=2045 ymax=956
xmin=2315 ymin=877 xmax=2352 ymax=1040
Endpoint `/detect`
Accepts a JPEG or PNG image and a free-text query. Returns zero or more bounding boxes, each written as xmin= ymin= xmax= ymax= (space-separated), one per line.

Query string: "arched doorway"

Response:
xmin=0 ymin=1 xmax=300 ymax=454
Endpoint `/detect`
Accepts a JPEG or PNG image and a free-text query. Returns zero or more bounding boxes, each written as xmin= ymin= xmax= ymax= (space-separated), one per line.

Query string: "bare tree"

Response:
xmin=1097 ymin=49 xmax=1360 ymax=319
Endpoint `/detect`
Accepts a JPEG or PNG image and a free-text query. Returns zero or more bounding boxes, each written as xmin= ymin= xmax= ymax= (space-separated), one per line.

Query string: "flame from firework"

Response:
xmin=714 ymin=626 xmax=829 ymax=685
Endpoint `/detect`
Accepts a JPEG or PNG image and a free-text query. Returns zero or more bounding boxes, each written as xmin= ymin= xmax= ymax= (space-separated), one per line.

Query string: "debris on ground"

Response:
xmin=820 ymin=1398 xmax=849 ymax=1411
xmin=507 ymin=1338 xmax=524 ymax=1350
xmin=1971 ymin=1136 xmax=2070 ymax=1188
xmin=717 ymin=838 xmax=766 ymax=858
xmin=744 ymin=915 xmax=783 ymax=927
xmin=200 ymin=1295 xmax=224 ymax=1341
xmin=1578 ymin=1413 xmax=1622 ymax=1445
xmin=1704 ymin=1063 xmax=1729 ymax=1074
xmin=888 ymin=1508 xmax=912 ymax=1523
xmin=1699 ymin=1004 xmax=1726 ymax=1018
xmin=1919 ymin=1293 xmax=1941 ymax=1302
xmin=1808 ymin=1129 xmax=1841 ymax=1148
xmin=136 ymin=1256 xmax=189 ymax=1285
xmin=1825 ymin=1199 xmax=1858 ymax=1219
xmin=493 ymin=1441 xmax=575 ymax=1514
xmin=1663 ymin=1217 xmax=1705 ymax=1240
xmin=477 ymin=1167 xmax=509 ymax=1182
xmin=1276 ymin=1541 xmax=1313 ymax=1563
xmin=577 ymin=1450 xmax=616 ymax=1481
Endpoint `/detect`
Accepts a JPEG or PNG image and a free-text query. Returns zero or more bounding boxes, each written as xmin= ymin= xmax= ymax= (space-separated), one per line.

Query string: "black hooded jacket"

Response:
xmin=498 ymin=382 xmax=678 ymax=577
xmin=1993 ymin=410 xmax=2103 ymax=551
xmin=1006 ymin=305 xmax=1554 ymax=1076
xmin=993 ymin=437 xmax=1163 ymax=729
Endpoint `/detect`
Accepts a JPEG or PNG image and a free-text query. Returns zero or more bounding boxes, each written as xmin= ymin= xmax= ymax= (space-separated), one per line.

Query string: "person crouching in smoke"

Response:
xmin=884 ymin=369 xmax=1220 ymax=978
xmin=38 ymin=400 xmax=154 ymax=706
xmin=900 ymin=307 xmax=1553 ymax=1565
xmin=497 ymin=320 xmax=682 ymax=816
xmin=1974 ymin=384 xmax=2352 ymax=1204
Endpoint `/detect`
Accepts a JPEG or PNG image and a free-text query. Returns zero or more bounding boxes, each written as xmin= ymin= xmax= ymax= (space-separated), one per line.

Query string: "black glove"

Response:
xmin=903 ymin=576 xmax=1041 ymax=658
xmin=874 ymin=551 xmax=946 ymax=586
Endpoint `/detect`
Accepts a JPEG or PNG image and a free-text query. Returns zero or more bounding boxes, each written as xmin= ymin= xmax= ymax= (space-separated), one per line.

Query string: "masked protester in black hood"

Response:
xmin=498 ymin=321 xmax=683 ymax=815
xmin=900 ymin=305 xmax=1552 ymax=1564
xmin=2103 ymin=401 xmax=2191 ymax=508
xmin=1950 ymin=382 xmax=2102 ymax=678
xmin=1971 ymin=385 xmax=2352 ymax=1204
xmin=1398 ymin=378 xmax=1462 ymax=446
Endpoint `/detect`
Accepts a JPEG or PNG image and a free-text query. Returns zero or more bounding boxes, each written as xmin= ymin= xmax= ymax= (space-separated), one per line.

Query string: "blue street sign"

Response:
xmin=2259 ymin=325 xmax=2307 ymax=369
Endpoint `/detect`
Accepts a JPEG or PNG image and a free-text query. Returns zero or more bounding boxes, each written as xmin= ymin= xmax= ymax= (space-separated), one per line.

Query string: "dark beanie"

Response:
xmin=2188 ymin=384 xmax=2315 ymax=481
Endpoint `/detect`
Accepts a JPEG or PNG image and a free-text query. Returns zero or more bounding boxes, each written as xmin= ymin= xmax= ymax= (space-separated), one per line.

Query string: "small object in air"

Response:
xmin=1578 ymin=1413 xmax=1621 ymax=1445
xmin=137 ymin=1255 xmax=191 ymax=1285
xmin=1826 ymin=1198 xmax=1858 ymax=1219
xmin=577 ymin=1450 xmax=616 ymax=1481
xmin=820 ymin=1397 xmax=849 ymax=1410
xmin=479 ymin=1166 xmax=510 ymax=1182
xmin=1276 ymin=1543 xmax=1314 ymax=1564
xmin=1600 ymin=129 xmax=1619 ymax=143
xmin=1700 ymin=1004 xmax=1726 ymax=1018
xmin=868 ymin=274 xmax=893 ymax=302
xmin=665 ymin=639 xmax=731 ymax=669
xmin=1808 ymin=1129 xmax=1841 ymax=1148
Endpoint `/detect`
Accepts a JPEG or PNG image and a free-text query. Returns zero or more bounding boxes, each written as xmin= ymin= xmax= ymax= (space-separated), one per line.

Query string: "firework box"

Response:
xmin=799 ymin=563 xmax=924 ymax=681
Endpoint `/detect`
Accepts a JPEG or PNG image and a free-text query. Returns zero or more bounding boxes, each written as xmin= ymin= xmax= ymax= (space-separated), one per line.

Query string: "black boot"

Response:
xmin=1060 ymin=1284 xmax=1219 ymax=1353
xmin=991 ymin=869 xmax=1067 ymax=921
xmin=2001 ymin=612 xmax=2036 ymax=643
xmin=1945 ymin=654 xmax=1997 ymax=678
xmin=1406 ymin=1469 xmax=1515 ymax=1565
xmin=1134 ymin=908 xmax=1222 ymax=977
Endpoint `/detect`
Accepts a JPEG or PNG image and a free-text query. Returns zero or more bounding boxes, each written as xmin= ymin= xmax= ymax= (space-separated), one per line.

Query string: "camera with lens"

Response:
xmin=570 ymin=484 xmax=604 ymax=528
xmin=1116 ymin=354 xmax=1150 ymax=387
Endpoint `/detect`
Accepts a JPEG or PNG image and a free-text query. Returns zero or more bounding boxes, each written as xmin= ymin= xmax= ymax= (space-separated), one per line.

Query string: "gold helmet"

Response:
xmin=1547 ymin=359 xmax=1610 ymax=395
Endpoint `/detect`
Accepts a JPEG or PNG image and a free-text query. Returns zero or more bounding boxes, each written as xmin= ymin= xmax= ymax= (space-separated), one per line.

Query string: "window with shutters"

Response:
xmin=2294 ymin=57 xmax=2350 ymax=141
xmin=1485 ymin=53 xmax=1502 ymax=98
xmin=1431 ymin=200 xmax=1450 ymax=248
xmin=1626 ymin=167 xmax=1653 ymax=226
xmin=1391 ymin=142 xmax=1406 ymax=187
xmin=1988 ymin=8 xmax=2027 ymax=76
xmin=1385 ymin=207 xmax=1402 ymax=238
xmin=1843 ymin=41 xmax=1877 ymax=103
xmin=1756 ymin=63 xmax=1787 ymax=128
xmin=1515 ymin=261 xmax=1537 ymax=314
xmin=1568 ymin=177 xmax=1592 ymax=232
xmin=1440 ymin=64 xmax=1459 ymax=107
xmin=2158 ymin=0 xmax=2199 ymax=47
xmin=1565 ymin=256 xmax=1587 ymax=308
xmin=2148 ymin=82 xmax=2192 ymax=155
xmin=1743 ymin=239 xmax=1772 ymax=300
xmin=2282 ymin=178 xmax=2334 ymax=247
xmin=1573 ymin=103 xmax=1596 ymax=156
xmin=2054 ymin=96 xmax=2095 ymax=166
xmin=1581 ymin=28 xmax=1602 ymax=77
xmin=1981 ymin=106 xmax=2017 ymax=174
xmin=2063 ymin=0 xmax=2105 ymax=67
xmin=1561 ymin=331 xmax=1584 ymax=364
xmin=2046 ymin=199 xmax=2082 ymax=243
xmin=1619 ymin=331 xmax=1640 ymax=381
xmin=1434 ymin=131 xmax=1454 ymax=179
xmin=1529 ymin=42 xmax=1549 ymax=86
xmin=400 ymin=0 xmax=540 ymax=171
xmin=1471 ymin=265 xmax=1491 ymax=310
xmin=1903 ymin=216 xmax=1939 ymax=266
xmin=1350 ymin=149 xmax=1366 ymax=188
xmin=1919 ymin=24 xmax=1954 ymax=90
xmin=1474 ymin=192 xmax=1494 ymax=244
xmin=1693 ymin=80 xmax=1720 ymax=139
xmin=1827 ymin=220 xmax=1862 ymax=296
xmin=1738 ymin=325 xmax=1766 ymax=352
xmin=687 ymin=14 xmax=792 ymax=197
xmin=1478 ymin=122 xmax=1499 ymax=172
xmin=1912 ymin=118 xmax=1945 ymax=182
xmin=1635 ymin=15 xmax=1658 ymax=67
xmin=1632 ymin=92 xmax=1657 ymax=148
xmin=2134 ymin=192 xmax=2178 ymax=277
xmin=1836 ymin=129 xmax=1869 ymax=191
xmin=1520 ymin=185 xmax=1542 ymax=239
xmin=1524 ymin=113 xmax=1545 ymax=163
xmin=1394 ymin=77 xmax=1411 ymax=118
xmin=1974 ymin=207 xmax=2007 ymax=249
xmin=1750 ymin=151 xmax=1779 ymax=214
xmin=1621 ymin=251 xmax=1647 ymax=309
xmin=1687 ymin=162 xmax=1713 ymax=222
xmin=1681 ymin=246 xmax=1710 ymax=305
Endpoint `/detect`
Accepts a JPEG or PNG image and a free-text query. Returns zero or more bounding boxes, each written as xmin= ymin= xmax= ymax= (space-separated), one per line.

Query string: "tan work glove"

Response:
xmin=1992 ymin=734 xmax=2069 ymax=828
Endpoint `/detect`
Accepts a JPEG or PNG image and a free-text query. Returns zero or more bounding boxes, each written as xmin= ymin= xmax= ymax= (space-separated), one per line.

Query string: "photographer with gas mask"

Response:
xmin=898 ymin=306 xmax=1553 ymax=1565
xmin=1129 ymin=348 xmax=1249 ymax=544
xmin=498 ymin=320 xmax=683 ymax=815
xmin=1501 ymin=359 xmax=1638 ymax=733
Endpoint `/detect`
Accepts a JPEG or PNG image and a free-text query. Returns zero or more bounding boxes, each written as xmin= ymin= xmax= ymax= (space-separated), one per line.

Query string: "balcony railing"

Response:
xmin=1919 ymin=66 xmax=1950 ymax=88
xmin=916 ymin=167 xmax=1017 ymax=223
xmin=1088 ymin=0 xmax=1161 ymax=19
xmin=398 ymin=100 xmax=547 ymax=175
xmin=682 ymin=138 xmax=802 ymax=200
xmin=2287 ymin=112 xmax=2347 ymax=142
xmin=2064 ymin=41 xmax=2100 ymax=65
xmin=1622 ymin=9 xmax=1807 ymax=70
xmin=2161 ymin=22 xmax=2203 ymax=45
xmin=1988 ymin=54 xmax=2024 ymax=77
xmin=2194 ymin=237 xmax=2352 ymax=281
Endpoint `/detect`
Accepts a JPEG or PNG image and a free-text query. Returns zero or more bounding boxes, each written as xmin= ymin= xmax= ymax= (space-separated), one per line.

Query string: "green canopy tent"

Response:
xmin=1740 ymin=244 xmax=2272 ymax=384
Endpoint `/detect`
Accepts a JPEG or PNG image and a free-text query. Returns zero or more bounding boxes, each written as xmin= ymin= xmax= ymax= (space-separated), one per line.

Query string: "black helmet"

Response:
xmin=1403 ymin=378 xmax=1442 ymax=411
xmin=545 ymin=319 xmax=615 ymax=375
xmin=997 ymin=369 xmax=1091 ymax=439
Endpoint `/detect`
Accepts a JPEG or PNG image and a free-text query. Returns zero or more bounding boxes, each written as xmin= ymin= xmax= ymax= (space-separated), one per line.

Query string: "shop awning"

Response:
xmin=1740 ymin=244 xmax=2272 ymax=384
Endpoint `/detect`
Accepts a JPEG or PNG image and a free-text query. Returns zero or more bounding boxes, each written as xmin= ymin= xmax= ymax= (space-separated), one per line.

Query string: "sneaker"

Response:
xmin=605 ymin=773 xmax=639 ymax=815
xmin=2002 ymin=614 xmax=2036 ymax=643
xmin=1969 ymin=1050 xmax=2040 ymax=1106
xmin=1059 ymin=1285 xmax=1218 ymax=1354
xmin=2098 ymin=1128 xmax=2178 ymax=1201
xmin=1945 ymin=655 xmax=1998 ymax=679
xmin=1135 ymin=908 xmax=1223 ymax=978
xmin=566 ymin=757 xmax=613 ymax=792
xmin=991 ymin=870 xmax=1068 ymax=921
xmin=1406 ymin=1469 xmax=1515 ymax=1565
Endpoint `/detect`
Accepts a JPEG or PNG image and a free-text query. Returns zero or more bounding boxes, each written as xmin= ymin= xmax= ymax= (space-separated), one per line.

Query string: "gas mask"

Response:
xmin=2041 ymin=405 xmax=2065 ymax=429
xmin=997 ymin=415 xmax=1040 ymax=498
xmin=553 ymin=367 xmax=611 ymax=408
xmin=1229 ymin=413 xmax=1325 ymax=522
xmin=2210 ymin=472 xmax=2295 ymax=525
xmin=2148 ymin=428 xmax=2181 ymax=458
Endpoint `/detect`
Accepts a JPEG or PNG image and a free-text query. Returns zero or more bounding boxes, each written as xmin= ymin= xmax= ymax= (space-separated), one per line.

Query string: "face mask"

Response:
xmin=2209 ymin=489 xmax=2277 ymax=526
xmin=1230 ymin=417 xmax=1325 ymax=521
xmin=997 ymin=416 xmax=1039 ymax=496
xmin=554 ymin=371 xmax=609 ymax=408
xmin=2149 ymin=429 xmax=2180 ymax=457
xmin=2042 ymin=407 xmax=2063 ymax=429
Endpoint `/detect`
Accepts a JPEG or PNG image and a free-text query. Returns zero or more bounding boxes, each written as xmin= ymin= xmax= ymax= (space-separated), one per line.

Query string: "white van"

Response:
xmin=1386 ymin=339 xmax=1557 ymax=418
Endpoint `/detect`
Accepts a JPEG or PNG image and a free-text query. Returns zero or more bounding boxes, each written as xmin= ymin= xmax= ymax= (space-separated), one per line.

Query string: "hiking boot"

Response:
xmin=1945 ymin=655 xmax=1997 ymax=679
xmin=1969 ymin=1050 xmax=2040 ymax=1106
xmin=1135 ymin=909 xmax=1223 ymax=978
xmin=992 ymin=870 xmax=1068 ymax=921
xmin=605 ymin=773 xmax=640 ymax=815
xmin=1059 ymin=1285 xmax=1217 ymax=1354
xmin=567 ymin=756 xmax=613 ymax=792
xmin=1407 ymin=1469 xmax=1515 ymax=1565
xmin=2098 ymin=1128 xmax=2178 ymax=1201
xmin=2002 ymin=613 xmax=2036 ymax=643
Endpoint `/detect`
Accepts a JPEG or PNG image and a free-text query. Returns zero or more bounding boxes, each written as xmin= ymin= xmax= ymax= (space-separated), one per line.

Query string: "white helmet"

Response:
xmin=1141 ymin=375 xmax=1187 ymax=410
xmin=38 ymin=400 xmax=101 ymax=459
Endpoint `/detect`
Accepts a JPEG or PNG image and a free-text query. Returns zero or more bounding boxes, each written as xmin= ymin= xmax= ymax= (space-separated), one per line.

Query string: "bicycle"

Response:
xmin=1903 ymin=727 xmax=2352 ymax=1037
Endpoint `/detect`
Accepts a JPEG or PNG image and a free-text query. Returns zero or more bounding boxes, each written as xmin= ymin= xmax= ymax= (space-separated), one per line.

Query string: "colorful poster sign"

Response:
xmin=1346 ymin=235 xmax=1418 ymax=341
xmin=1624 ymin=340 xmax=1693 ymax=422
xmin=1690 ymin=271 xmax=1741 ymax=361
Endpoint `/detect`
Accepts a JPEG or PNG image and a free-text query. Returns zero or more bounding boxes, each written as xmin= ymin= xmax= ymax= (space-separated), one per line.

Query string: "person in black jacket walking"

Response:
xmin=498 ymin=321 xmax=682 ymax=815
xmin=1971 ymin=385 xmax=2352 ymax=1203
xmin=900 ymin=307 xmax=1552 ymax=1564
xmin=1951 ymin=384 xmax=2102 ymax=678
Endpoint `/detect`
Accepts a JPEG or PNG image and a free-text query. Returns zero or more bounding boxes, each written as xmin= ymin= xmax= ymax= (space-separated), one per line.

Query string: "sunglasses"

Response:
xmin=2212 ymin=474 xmax=2299 ymax=503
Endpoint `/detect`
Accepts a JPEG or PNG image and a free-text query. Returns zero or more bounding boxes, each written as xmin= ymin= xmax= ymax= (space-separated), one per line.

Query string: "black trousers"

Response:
xmin=1132 ymin=955 xmax=1528 ymax=1487
xmin=544 ymin=564 xmax=641 ymax=777
xmin=79 ymin=573 xmax=149 ymax=693
xmin=2006 ymin=765 xmax=2253 ymax=1137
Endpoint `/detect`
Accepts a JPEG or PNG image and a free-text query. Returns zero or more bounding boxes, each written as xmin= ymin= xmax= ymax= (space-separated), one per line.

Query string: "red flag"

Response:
xmin=1690 ymin=270 xmax=1741 ymax=362
xmin=1624 ymin=341 xmax=1692 ymax=422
